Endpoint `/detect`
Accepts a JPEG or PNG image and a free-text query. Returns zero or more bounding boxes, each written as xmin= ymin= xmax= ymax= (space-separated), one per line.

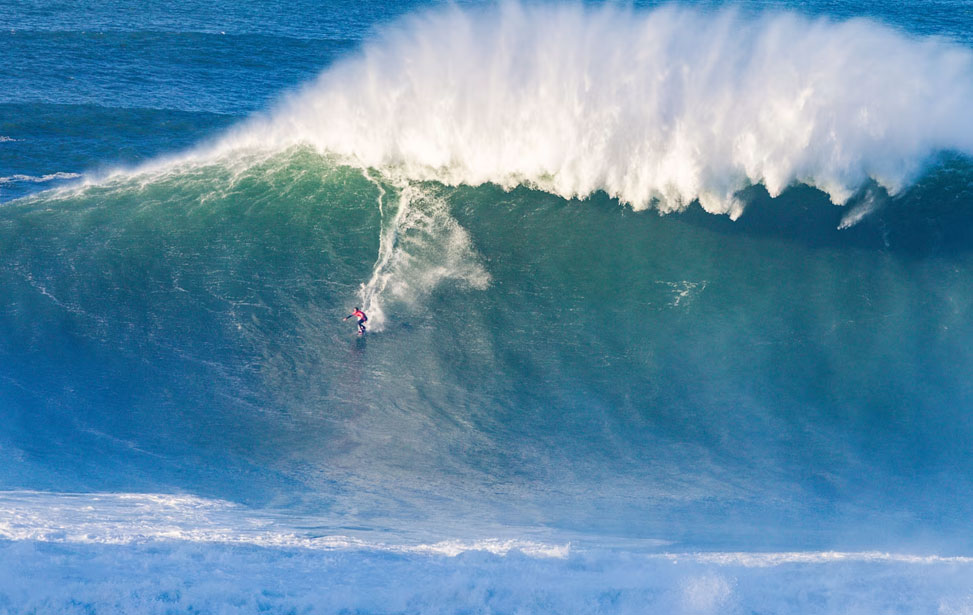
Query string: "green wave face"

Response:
xmin=4 ymin=146 xmax=973 ymax=550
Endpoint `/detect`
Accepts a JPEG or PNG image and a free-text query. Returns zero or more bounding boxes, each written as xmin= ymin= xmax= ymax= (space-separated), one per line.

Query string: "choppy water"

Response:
xmin=2 ymin=1 xmax=973 ymax=613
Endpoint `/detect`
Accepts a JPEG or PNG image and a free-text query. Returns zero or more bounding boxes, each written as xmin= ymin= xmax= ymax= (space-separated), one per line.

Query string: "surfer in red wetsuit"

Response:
xmin=344 ymin=307 xmax=368 ymax=335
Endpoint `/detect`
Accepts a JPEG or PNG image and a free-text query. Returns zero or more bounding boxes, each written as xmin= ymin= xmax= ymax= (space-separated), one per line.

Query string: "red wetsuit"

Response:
xmin=347 ymin=308 xmax=367 ymax=334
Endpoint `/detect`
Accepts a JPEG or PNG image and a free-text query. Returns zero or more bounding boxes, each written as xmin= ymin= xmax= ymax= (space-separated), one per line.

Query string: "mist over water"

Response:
xmin=3 ymin=1 xmax=973 ymax=612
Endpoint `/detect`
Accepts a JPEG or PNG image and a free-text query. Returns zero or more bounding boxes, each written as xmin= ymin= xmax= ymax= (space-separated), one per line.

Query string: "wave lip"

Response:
xmin=203 ymin=4 xmax=973 ymax=218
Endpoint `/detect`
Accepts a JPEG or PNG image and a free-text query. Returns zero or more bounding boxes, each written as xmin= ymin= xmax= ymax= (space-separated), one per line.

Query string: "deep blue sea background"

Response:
xmin=2 ymin=0 xmax=973 ymax=612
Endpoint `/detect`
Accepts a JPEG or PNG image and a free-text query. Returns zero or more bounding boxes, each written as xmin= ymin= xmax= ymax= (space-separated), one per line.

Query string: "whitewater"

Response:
xmin=207 ymin=4 xmax=973 ymax=214
xmin=2 ymin=1 xmax=973 ymax=613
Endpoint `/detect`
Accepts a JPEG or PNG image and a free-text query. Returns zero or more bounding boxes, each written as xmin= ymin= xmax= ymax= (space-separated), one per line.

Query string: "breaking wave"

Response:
xmin=193 ymin=3 xmax=973 ymax=217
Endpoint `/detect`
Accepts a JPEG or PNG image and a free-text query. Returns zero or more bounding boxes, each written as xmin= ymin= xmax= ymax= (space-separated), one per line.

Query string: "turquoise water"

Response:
xmin=2 ymin=1 xmax=973 ymax=612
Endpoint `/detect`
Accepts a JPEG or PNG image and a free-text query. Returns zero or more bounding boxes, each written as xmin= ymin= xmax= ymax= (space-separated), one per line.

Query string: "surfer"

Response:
xmin=344 ymin=307 xmax=368 ymax=335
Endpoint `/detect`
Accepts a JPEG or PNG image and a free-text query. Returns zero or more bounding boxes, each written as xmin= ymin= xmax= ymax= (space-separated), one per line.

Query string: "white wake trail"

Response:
xmin=357 ymin=177 xmax=490 ymax=331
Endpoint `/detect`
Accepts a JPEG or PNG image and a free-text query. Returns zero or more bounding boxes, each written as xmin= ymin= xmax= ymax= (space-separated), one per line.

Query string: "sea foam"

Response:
xmin=204 ymin=3 xmax=973 ymax=218
xmin=0 ymin=172 xmax=81 ymax=184
xmin=4 ymin=491 xmax=973 ymax=615
xmin=4 ymin=491 xmax=973 ymax=614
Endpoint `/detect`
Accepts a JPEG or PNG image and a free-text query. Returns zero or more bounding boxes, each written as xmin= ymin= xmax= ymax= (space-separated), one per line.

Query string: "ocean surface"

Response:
xmin=2 ymin=0 xmax=973 ymax=612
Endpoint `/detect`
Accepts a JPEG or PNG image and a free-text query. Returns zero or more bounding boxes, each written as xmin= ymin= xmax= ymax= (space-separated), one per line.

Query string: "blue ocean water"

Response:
xmin=2 ymin=0 xmax=973 ymax=612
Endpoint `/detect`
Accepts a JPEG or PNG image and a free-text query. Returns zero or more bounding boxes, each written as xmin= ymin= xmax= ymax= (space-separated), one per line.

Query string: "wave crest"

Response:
xmin=207 ymin=3 xmax=973 ymax=217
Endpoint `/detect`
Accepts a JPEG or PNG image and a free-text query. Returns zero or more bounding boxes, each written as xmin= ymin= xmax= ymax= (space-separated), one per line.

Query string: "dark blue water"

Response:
xmin=2 ymin=1 xmax=973 ymax=612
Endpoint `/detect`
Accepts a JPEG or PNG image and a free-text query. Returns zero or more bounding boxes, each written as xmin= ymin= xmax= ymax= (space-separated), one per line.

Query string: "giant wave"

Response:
xmin=4 ymin=4 xmax=973 ymax=614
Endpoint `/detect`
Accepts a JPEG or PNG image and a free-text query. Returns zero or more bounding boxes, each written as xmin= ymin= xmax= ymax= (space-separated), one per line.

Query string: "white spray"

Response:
xmin=357 ymin=177 xmax=490 ymax=330
xmin=213 ymin=3 xmax=973 ymax=218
